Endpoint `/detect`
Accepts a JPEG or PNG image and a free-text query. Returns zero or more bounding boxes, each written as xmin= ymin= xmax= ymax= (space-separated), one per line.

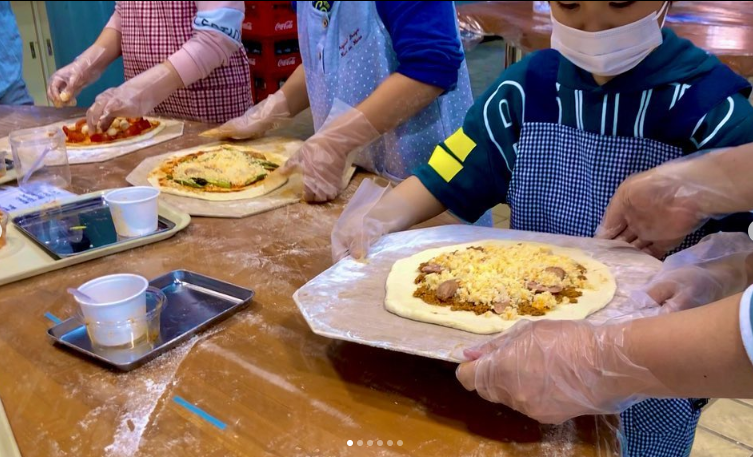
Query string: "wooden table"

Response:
xmin=0 ymin=107 xmax=618 ymax=456
xmin=458 ymin=1 xmax=753 ymax=77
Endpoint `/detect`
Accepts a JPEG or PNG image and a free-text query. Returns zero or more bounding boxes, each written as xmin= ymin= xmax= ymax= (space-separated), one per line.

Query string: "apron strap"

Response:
xmin=653 ymin=65 xmax=752 ymax=144
xmin=524 ymin=49 xmax=561 ymax=124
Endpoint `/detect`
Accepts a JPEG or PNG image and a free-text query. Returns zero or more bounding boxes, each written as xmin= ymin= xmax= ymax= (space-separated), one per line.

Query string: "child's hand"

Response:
xmin=201 ymin=90 xmax=292 ymax=140
xmin=331 ymin=176 xmax=448 ymax=262
xmin=331 ymin=179 xmax=395 ymax=262
xmin=279 ymin=107 xmax=380 ymax=203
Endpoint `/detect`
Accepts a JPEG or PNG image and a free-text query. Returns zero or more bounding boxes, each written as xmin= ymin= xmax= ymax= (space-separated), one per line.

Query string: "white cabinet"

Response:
xmin=10 ymin=1 xmax=57 ymax=106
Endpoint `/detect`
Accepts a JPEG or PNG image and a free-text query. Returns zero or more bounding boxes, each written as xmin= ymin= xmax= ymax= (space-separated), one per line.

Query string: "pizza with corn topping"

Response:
xmin=385 ymin=240 xmax=616 ymax=334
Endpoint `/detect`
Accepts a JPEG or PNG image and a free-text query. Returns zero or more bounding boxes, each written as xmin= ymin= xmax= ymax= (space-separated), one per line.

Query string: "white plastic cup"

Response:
xmin=104 ymin=187 xmax=160 ymax=238
xmin=75 ymin=274 xmax=149 ymax=347
xmin=10 ymin=125 xmax=71 ymax=192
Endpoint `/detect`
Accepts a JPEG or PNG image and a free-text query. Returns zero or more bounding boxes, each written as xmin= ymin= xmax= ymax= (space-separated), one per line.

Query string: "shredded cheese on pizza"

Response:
xmin=171 ymin=147 xmax=268 ymax=187
xmin=415 ymin=244 xmax=589 ymax=319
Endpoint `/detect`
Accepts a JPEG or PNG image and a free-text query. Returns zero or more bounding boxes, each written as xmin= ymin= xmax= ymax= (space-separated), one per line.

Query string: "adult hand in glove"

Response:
xmin=47 ymin=45 xmax=109 ymax=107
xmin=201 ymin=90 xmax=292 ymax=140
xmin=86 ymin=62 xmax=183 ymax=132
xmin=634 ymin=232 xmax=753 ymax=313
xmin=456 ymin=319 xmax=666 ymax=424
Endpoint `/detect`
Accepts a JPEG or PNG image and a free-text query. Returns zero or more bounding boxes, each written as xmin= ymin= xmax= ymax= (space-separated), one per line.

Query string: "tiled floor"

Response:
xmin=489 ymin=205 xmax=753 ymax=456
xmin=694 ymin=400 xmax=753 ymax=456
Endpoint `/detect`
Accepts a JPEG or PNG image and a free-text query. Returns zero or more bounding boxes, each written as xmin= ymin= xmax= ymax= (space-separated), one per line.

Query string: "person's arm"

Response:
xmin=330 ymin=53 xmax=533 ymax=259
xmin=635 ymin=232 xmax=753 ymax=313
xmin=91 ymin=26 xmax=122 ymax=66
xmin=355 ymin=73 xmax=442 ymax=135
xmin=331 ymin=176 xmax=446 ymax=261
xmin=597 ymin=144 xmax=753 ymax=245
xmin=280 ymin=64 xmax=310 ymax=116
xmin=353 ymin=1 xmax=463 ymax=134
xmin=47 ymin=11 xmax=122 ymax=106
xmin=630 ymin=293 xmax=753 ymax=399
xmin=201 ymin=62 xmax=309 ymax=140
xmin=457 ymin=292 xmax=753 ymax=424
xmin=167 ymin=1 xmax=245 ymax=87
xmin=86 ymin=1 xmax=247 ymax=130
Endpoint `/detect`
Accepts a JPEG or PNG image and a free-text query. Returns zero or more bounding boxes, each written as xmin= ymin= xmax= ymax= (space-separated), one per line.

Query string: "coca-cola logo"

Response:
xmin=274 ymin=20 xmax=294 ymax=31
xmin=278 ymin=57 xmax=296 ymax=67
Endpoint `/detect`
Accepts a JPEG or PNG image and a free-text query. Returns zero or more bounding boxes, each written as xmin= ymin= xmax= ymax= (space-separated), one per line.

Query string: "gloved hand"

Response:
xmin=632 ymin=232 xmax=753 ymax=313
xmin=201 ymin=90 xmax=291 ymax=140
xmin=331 ymin=179 xmax=418 ymax=262
xmin=47 ymin=45 xmax=108 ymax=107
xmin=86 ymin=63 xmax=183 ymax=132
xmin=280 ymin=107 xmax=380 ymax=203
xmin=597 ymin=167 xmax=704 ymax=251
xmin=597 ymin=149 xmax=751 ymax=246
xmin=456 ymin=319 xmax=667 ymax=424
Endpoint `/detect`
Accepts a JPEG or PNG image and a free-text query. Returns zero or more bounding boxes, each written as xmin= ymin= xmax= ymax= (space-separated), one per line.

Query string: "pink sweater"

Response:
xmin=105 ymin=1 xmax=244 ymax=86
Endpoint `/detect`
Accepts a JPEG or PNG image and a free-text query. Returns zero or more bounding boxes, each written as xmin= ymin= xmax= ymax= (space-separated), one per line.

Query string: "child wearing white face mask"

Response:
xmin=330 ymin=1 xmax=753 ymax=456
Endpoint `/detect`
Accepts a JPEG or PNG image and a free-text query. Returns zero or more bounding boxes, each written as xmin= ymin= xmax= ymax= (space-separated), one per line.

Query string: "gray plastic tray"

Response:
xmin=13 ymin=194 xmax=176 ymax=260
xmin=47 ymin=270 xmax=254 ymax=371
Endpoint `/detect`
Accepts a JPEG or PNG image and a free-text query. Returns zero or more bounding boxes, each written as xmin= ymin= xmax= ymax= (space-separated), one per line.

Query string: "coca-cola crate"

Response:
xmin=251 ymin=70 xmax=292 ymax=104
xmin=244 ymin=35 xmax=300 ymax=72
xmin=242 ymin=1 xmax=296 ymax=40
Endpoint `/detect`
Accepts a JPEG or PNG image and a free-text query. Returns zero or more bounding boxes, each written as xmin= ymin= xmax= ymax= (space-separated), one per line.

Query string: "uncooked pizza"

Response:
xmin=147 ymin=144 xmax=288 ymax=201
xmin=62 ymin=117 xmax=164 ymax=148
xmin=385 ymin=241 xmax=616 ymax=334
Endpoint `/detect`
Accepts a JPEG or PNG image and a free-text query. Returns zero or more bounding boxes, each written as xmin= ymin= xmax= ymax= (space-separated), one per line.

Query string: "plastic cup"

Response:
xmin=10 ymin=126 xmax=70 ymax=192
xmin=104 ymin=187 xmax=160 ymax=238
xmin=74 ymin=274 xmax=164 ymax=348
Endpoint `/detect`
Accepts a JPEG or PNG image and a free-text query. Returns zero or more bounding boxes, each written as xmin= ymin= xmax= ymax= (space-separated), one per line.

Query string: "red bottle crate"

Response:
xmin=251 ymin=71 xmax=292 ymax=104
xmin=245 ymin=34 xmax=300 ymax=73
xmin=242 ymin=1 xmax=297 ymax=40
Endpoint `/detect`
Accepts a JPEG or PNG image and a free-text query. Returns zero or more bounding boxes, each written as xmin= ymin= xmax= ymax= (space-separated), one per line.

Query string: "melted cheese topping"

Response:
xmin=171 ymin=147 xmax=269 ymax=187
xmin=420 ymin=244 xmax=589 ymax=318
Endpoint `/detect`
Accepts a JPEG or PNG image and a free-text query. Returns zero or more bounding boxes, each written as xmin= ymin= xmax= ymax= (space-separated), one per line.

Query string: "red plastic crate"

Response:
xmin=251 ymin=70 xmax=293 ymax=104
xmin=243 ymin=1 xmax=297 ymax=40
xmin=245 ymin=34 xmax=300 ymax=73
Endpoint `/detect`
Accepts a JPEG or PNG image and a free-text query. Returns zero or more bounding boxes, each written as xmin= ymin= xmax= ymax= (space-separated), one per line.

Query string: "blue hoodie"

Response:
xmin=415 ymin=29 xmax=753 ymax=223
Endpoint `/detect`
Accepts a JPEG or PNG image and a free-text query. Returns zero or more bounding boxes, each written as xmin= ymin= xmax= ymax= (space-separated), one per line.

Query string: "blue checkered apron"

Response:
xmin=505 ymin=49 xmax=752 ymax=456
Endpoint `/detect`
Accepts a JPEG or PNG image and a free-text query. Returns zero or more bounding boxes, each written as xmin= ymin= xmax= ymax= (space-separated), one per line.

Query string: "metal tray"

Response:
xmin=13 ymin=194 xmax=176 ymax=259
xmin=47 ymin=270 xmax=254 ymax=371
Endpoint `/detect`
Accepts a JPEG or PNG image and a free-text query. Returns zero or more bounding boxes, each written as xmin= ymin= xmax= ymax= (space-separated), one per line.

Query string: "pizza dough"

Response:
xmin=385 ymin=240 xmax=617 ymax=334
xmin=147 ymin=145 xmax=289 ymax=201
xmin=65 ymin=118 xmax=166 ymax=150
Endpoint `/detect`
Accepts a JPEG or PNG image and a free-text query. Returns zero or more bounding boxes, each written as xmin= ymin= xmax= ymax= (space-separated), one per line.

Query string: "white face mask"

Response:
xmin=550 ymin=2 xmax=669 ymax=77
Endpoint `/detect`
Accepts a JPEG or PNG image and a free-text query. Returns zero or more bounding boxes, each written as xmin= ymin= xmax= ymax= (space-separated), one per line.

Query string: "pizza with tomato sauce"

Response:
xmin=62 ymin=117 xmax=165 ymax=148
